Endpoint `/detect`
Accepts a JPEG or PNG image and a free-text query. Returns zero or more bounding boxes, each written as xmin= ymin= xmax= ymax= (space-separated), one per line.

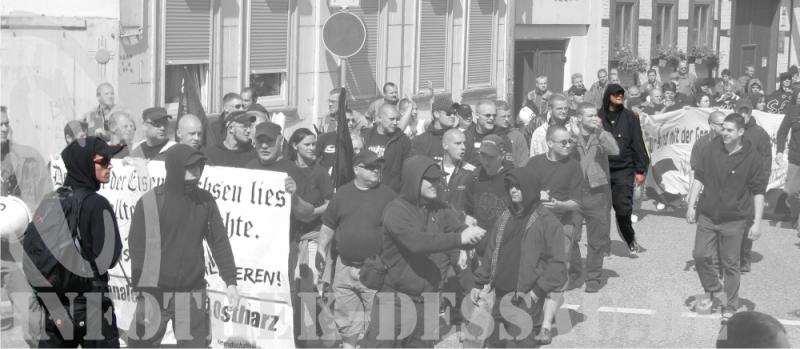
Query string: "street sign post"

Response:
xmin=322 ymin=11 xmax=366 ymax=88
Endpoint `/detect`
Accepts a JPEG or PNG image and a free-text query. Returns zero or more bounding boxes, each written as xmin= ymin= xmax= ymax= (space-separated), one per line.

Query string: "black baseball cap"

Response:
xmin=253 ymin=121 xmax=282 ymax=142
xmin=353 ymin=150 xmax=385 ymax=167
xmin=142 ymin=107 xmax=172 ymax=122
xmin=92 ymin=137 xmax=126 ymax=158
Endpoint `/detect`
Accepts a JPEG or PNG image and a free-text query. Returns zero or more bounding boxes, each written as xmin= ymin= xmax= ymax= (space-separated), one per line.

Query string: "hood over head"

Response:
xmin=400 ymin=155 xmax=441 ymax=205
xmin=62 ymin=136 xmax=125 ymax=191
xmin=164 ymin=144 xmax=207 ymax=194
xmin=503 ymin=166 xmax=541 ymax=216
xmin=602 ymin=84 xmax=626 ymax=112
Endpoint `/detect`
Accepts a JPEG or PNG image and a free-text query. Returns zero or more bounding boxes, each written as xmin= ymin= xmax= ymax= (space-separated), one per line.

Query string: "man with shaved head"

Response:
xmin=464 ymin=99 xmax=514 ymax=165
xmin=361 ymin=103 xmax=411 ymax=192
xmin=177 ymin=114 xmax=204 ymax=150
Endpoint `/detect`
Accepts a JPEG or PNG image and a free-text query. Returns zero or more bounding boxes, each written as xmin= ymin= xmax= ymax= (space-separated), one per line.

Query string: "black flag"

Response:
xmin=332 ymin=88 xmax=354 ymax=189
xmin=176 ymin=66 xmax=209 ymax=146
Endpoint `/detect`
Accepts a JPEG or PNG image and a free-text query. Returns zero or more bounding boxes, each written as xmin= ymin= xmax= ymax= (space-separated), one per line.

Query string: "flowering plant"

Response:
xmin=613 ymin=46 xmax=648 ymax=72
xmin=654 ymin=45 xmax=686 ymax=67
xmin=689 ymin=46 xmax=720 ymax=68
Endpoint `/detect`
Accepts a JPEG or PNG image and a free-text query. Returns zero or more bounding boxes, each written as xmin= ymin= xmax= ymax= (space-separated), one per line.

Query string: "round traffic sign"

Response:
xmin=322 ymin=11 xmax=366 ymax=58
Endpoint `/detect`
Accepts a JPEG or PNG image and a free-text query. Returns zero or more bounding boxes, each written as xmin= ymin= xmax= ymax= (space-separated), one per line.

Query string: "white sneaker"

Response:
xmin=655 ymin=203 xmax=666 ymax=211
xmin=631 ymin=214 xmax=639 ymax=223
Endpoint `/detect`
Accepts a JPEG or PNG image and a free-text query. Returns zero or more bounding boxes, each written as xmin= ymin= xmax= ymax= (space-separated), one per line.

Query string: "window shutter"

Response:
xmin=165 ymin=0 xmax=212 ymax=64
xmin=250 ymin=0 xmax=290 ymax=73
xmin=344 ymin=2 xmax=380 ymax=99
xmin=418 ymin=0 xmax=448 ymax=91
xmin=466 ymin=0 xmax=494 ymax=87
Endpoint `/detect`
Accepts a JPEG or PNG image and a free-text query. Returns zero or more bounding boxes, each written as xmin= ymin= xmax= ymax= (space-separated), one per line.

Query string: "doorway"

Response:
xmin=730 ymin=0 xmax=778 ymax=92
xmin=514 ymin=40 xmax=567 ymax=115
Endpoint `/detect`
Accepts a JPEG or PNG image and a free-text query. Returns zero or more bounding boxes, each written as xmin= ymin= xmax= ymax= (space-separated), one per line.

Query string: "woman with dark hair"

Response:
xmin=287 ymin=127 xmax=334 ymax=344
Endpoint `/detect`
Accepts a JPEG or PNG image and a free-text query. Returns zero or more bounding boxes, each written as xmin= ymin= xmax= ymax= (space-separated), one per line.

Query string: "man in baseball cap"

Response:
xmin=412 ymin=94 xmax=457 ymax=162
xmin=204 ymin=110 xmax=257 ymax=168
xmin=130 ymin=107 xmax=175 ymax=160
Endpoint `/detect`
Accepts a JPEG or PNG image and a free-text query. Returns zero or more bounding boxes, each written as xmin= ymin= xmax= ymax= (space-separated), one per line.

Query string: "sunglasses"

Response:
xmin=481 ymin=113 xmax=497 ymax=118
xmin=232 ymin=104 xmax=245 ymax=110
xmin=94 ymin=157 xmax=112 ymax=167
xmin=554 ymin=139 xmax=576 ymax=147
xmin=358 ymin=164 xmax=382 ymax=171
xmin=145 ymin=119 xmax=169 ymax=128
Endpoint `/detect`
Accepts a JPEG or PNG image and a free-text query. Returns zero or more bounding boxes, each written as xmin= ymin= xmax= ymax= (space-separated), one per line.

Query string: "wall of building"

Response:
xmin=1 ymin=13 xmax=120 ymax=157
xmin=515 ymin=0 xmax=603 ymax=92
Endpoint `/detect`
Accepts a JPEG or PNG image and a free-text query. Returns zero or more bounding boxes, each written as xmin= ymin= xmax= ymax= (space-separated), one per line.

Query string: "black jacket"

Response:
xmin=599 ymin=84 xmax=650 ymax=174
xmin=777 ymin=105 xmax=800 ymax=165
xmin=695 ymin=138 xmax=768 ymax=223
xmin=743 ymin=116 xmax=773 ymax=183
xmin=411 ymin=124 xmax=448 ymax=163
xmin=380 ymin=155 xmax=466 ymax=296
xmin=61 ymin=138 xmax=123 ymax=277
xmin=129 ymin=144 xmax=237 ymax=291
xmin=474 ymin=166 xmax=567 ymax=298
xmin=362 ymin=126 xmax=411 ymax=192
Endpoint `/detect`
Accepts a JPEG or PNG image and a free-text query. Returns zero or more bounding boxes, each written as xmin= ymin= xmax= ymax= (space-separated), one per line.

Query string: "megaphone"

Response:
xmin=0 ymin=196 xmax=32 ymax=240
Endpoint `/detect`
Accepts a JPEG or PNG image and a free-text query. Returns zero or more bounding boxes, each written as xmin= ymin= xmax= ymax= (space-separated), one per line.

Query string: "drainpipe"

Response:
xmin=789 ymin=0 xmax=794 ymax=71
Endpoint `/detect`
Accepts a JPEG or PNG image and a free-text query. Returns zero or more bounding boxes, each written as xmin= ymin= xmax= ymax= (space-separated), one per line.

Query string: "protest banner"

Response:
xmin=641 ymin=107 xmax=789 ymax=214
xmin=49 ymin=157 xmax=295 ymax=348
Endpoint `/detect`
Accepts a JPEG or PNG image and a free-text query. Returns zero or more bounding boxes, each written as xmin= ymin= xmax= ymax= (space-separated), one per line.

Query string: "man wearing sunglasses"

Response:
xmin=464 ymin=100 xmax=515 ymax=166
xmin=130 ymin=107 xmax=175 ymax=161
xmin=524 ymin=125 xmax=583 ymax=344
xmin=600 ymin=84 xmax=650 ymax=255
xmin=411 ymin=94 xmax=458 ymax=163
xmin=38 ymin=136 xmax=124 ymax=347
xmin=315 ymin=150 xmax=395 ymax=348
xmin=204 ymin=110 xmax=257 ymax=168
xmin=529 ymin=94 xmax=574 ymax=157
xmin=206 ymin=93 xmax=245 ymax=148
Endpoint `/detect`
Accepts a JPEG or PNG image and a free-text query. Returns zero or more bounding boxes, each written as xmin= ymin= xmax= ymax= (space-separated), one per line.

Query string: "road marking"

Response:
xmin=681 ymin=312 xmax=800 ymax=326
xmin=562 ymin=303 xmax=581 ymax=310
xmin=598 ymin=306 xmax=656 ymax=315
xmin=778 ymin=319 xmax=800 ymax=326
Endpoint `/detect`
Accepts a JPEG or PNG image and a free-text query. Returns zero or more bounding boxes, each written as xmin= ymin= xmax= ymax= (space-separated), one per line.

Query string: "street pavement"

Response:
xmin=437 ymin=201 xmax=800 ymax=348
xmin=3 ymin=202 xmax=798 ymax=348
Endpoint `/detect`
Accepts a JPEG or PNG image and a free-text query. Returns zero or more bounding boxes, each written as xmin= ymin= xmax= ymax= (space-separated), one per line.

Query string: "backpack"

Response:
xmin=22 ymin=186 xmax=103 ymax=293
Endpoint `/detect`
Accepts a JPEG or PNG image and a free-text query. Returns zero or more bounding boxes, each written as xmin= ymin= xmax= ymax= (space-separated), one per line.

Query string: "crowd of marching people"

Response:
xmin=1 ymin=59 xmax=799 ymax=348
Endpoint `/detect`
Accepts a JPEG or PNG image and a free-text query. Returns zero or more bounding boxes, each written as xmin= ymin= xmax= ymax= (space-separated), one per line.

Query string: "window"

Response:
xmin=417 ymin=0 xmax=450 ymax=92
xmin=610 ymin=0 xmax=638 ymax=58
xmin=164 ymin=64 xmax=208 ymax=109
xmin=466 ymin=0 xmax=496 ymax=88
xmin=164 ymin=0 xmax=212 ymax=64
xmin=248 ymin=0 xmax=290 ymax=103
xmin=653 ymin=1 xmax=677 ymax=49
xmin=249 ymin=73 xmax=284 ymax=98
xmin=690 ymin=1 xmax=713 ymax=48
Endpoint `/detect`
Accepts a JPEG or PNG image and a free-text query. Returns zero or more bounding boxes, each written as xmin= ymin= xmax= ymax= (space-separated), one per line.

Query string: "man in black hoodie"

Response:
xmin=470 ymin=166 xmax=567 ymax=348
xmin=128 ymin=144 xmax=239 ymax=347
xmin=39 ymin=137 xmax=124 ymax=348
xmin=361 ymin=155 xmax=485 ymax=348
xmin=600 ymin=84 xmax=650 ymax=254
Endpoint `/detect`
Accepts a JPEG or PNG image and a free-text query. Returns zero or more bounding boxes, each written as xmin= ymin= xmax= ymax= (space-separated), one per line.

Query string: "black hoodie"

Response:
xmin=474 ymin=166 xmax=567 ymax=298
xmin=380 ymin=155 xmax=467 ymax=296
xmin=599 ymin=84 xmax=650 ymax=174
xmin=129 ymin=144 xmax=237 ymax=291
xmin=464 ymin=162 xmax=513 ymax=255
xmin=60 ymin=138 xmax=123 ymax=275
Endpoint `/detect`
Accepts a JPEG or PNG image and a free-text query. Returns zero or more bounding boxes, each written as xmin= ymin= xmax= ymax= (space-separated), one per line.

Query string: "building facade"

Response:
xmin=1 ymin=0 xmax=800 ymax=158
